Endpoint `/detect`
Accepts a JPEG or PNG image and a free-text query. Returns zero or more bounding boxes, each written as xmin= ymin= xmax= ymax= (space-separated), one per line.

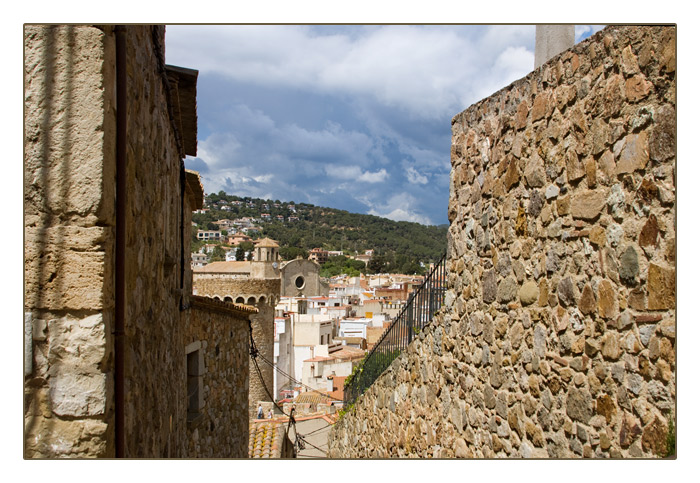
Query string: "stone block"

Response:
xmin=519 ymin=281 xmax=539 ymax=306
xmin=616 ymin=132 xmax=649 ymax=175
xmin=619 ymin=245 xmax=639 ymax=286
xmin=49 ymin=372 xmax=108 ymax=417
xmin=597 ymin=279 xmax=619 ymax=319
xmin=647 ymin=263 xmax=675 ymax=310
xmin=571 ymin=189 xmax=606 ymax=220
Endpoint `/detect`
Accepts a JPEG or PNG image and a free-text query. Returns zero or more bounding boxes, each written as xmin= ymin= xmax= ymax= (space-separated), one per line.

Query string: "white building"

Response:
xmin=274 ymin=314 xmax=294 ymax=401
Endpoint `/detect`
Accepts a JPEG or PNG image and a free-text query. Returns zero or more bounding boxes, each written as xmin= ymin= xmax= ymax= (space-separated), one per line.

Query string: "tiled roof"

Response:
xmin=254 ymin=237 xmax=279 ymax=247
xmin=248 ymin=421 xmax=287 ymax=458
xmin=295 ymin=392 xmax=331 ymax=405
xmin=304 ymin=355 xmax=333 ymax=363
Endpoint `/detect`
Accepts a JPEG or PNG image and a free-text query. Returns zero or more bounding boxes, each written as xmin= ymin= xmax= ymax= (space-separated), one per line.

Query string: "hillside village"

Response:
xmin=189 ymin=192 xmax=447 ymax=275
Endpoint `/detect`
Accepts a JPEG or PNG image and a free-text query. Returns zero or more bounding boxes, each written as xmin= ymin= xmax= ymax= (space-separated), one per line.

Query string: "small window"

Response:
xmin=295 ymin=276 xmax=305 ymax=289
xmin=186 ymin=342 xmax=205 ymax=426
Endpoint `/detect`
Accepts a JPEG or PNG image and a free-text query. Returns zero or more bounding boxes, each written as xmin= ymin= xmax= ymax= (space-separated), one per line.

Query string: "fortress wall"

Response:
xmin=330 ymin=25 xmax=675 ymax=458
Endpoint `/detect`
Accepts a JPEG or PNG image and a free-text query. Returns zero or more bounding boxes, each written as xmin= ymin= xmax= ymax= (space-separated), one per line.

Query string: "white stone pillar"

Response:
xmin=535 ymin=25 xmax=575 ymax=69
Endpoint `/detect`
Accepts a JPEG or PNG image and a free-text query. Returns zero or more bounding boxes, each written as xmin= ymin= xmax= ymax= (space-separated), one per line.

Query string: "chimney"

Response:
xmin=535 ymin=25 xmax=575 ymax=69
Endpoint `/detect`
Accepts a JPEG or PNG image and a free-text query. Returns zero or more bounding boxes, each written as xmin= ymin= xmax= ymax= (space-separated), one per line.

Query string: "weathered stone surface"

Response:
xmin=519 ymin=281 xmax=539 ymax=306
xmin=524 ymin=156 xmax=546 ymax=188
xmin=619 ymin=245 xmax=639 ymax=286
xmin=607 ymin=184 xmax=626 ymax=219
xmin=566 ymin=387 xmax=592 ymax=423
xmin=601 ymin=332 xmax=621 ymax=360
xmin=606 ymin=223 xmax=624 ymax=248
xmin=483 ymin=269 xmax=497 ymax=304
xmin=625 ymin=74 xmax=652 ymax=102
xmin=578 ymin=284 xmax=596 ymax=315
xmin=588 ymin=118 xmax=611 ymax=156
xmin=557 ymin=277 xmax=578 ymax=307
xmin=566 ymin=149 xmax=586 ymax=182
xmin=647 ymin=263 xmax=675 ymax=310
xmin=597 ymin=279 xmax=618 ymax=319
xmin=641 ymin=416 xmax=668 ymax=456
xmin=639 ymin=214 xmax=660 ymax=248
xmin=616 ymin=132 xmax=649 ymax=174
xmin=330 ymin=25 xmax=676 ymax=461
xmin=532 ymin=92 xmax=550 ymax=121
xmin=515 ymin=206 xmax=528 ymax=236
xmin=588 ymin=226 xmax=606 ymax=247
xmin=545 ymin=184 xmax=560 ymax=200
xmin=637 ymin=177 xmax=659 ymax=204
xmin=504 ymin=157 xmax=521 ymax=191
xmin=649 ymin=105 xmax=676 ymax=162
xmin=516 ymin=100 xmax=529 ymax=130
xmin=528 ymin=190 xmax=543 ymax=217
xmin=571 ymin=190 xmax=606 ymax=220
xmin=595 ymin=395 xmax=616 ymax=423
xmin=620 ymin=413 xmax=642 ymax=448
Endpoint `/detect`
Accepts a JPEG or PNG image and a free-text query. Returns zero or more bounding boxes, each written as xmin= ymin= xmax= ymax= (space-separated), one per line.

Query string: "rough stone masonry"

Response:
xmin=329 ymin=25 xmax=675 ymax=458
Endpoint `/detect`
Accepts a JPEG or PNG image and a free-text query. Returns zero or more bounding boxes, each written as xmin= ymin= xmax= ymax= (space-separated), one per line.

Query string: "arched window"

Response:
xmin=247 ymin=296 xmax=256 ymax=305
xmin=236 ymin=297 xmax=245 ymax=304
xmin=224 ymin=296 xmax=233 ymax=303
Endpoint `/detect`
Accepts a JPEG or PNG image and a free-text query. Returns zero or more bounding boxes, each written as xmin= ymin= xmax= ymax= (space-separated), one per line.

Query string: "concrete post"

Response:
xmin=535 ymin=25 xmax=575 ymax=69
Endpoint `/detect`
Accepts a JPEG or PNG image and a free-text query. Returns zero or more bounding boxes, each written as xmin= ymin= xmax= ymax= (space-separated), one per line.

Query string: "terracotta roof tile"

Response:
xmin=248 ymin=421 xmax=287 ymax=458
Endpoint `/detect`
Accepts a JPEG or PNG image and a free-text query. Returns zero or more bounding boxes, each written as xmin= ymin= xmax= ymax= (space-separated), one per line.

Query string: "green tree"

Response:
xmin=210 ymin=245 xmax=226 ymax=262
xmin=367 ymin=254 xmax=386 ymax=274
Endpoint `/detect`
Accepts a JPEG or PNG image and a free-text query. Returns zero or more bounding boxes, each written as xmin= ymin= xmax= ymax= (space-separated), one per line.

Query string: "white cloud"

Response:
xmin=366 ymin=192 xmax=433 ymax=225
xmin=168 ymin=24 xmax=611 ymax=225
xmin=358 ymin=169 xmax=388 ymax=183
xmin=406 ymin=166 xmax=428 ymax=185
xmin=166 ymin=25 xmax=541 ymax=120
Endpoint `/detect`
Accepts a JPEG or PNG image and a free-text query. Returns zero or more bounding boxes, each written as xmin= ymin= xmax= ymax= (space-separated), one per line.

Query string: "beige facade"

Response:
xmin=280 ymin=258 xmax=329 ymax=297
xmin=330 ymin=25 xmax=676 ymax=459
xmin=24 ymin=25 xmax=251 ymax=458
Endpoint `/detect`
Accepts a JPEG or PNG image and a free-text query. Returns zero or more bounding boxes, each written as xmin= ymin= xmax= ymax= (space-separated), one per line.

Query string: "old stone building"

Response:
xmin=193 ymin=248 xmax=281 ymax=418
xmin=194 ymin=240 xmax=330 ymax=416
xmin=330 ymin=25 xmax=675 ymax=458
xmin=24 ymin=25 xmax=252 ymax=458
xmin=280 ymin=257 xmax=329 ymax=297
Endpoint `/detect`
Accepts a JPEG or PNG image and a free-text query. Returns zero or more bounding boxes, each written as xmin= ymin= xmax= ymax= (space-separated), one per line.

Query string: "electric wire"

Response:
xmin=255 ymin=352 xmax=344 ymax=402
xmin=248 ymin=318 xmax=339 ymax=457
xmin=249 ymin=319 xmax=306 ymax=455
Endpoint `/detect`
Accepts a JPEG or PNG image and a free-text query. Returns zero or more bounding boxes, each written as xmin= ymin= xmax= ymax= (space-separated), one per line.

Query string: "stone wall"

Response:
xmin=185 ymin=296 xmax=253 ymax=458
xmin=329 ymin=25 xmax=675 ymax=458
xmin=24 ymin=25 xmax=251 ymax=458
xmin=280 ymin=259 xmax=325 ymax=297
xmin=193 ymin=276 xmax=280 ymax=417
xmin=118 ymin=25 xmax=191 ymax=458
xmin=24 ymin=25 xmax=116 ymax=458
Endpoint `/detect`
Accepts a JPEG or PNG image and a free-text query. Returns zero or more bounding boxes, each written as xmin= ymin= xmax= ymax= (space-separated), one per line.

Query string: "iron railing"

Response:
xmin=344 ymin=253 xmax=447 ymax=406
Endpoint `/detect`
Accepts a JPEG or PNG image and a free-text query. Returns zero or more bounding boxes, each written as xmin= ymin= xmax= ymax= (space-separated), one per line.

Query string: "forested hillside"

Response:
xmin=192 ymin=192 xmax=447 ymax=274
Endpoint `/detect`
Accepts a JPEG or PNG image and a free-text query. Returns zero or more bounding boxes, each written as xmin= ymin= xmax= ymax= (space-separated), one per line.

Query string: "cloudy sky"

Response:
xmin=165 ymin=25 xmax=604 ymax=226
